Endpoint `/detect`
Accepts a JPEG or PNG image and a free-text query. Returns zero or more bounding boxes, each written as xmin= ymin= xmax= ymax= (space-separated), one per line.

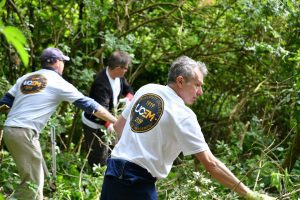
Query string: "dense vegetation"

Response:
xmin=0 ymin=0 xmax=299 ymax=199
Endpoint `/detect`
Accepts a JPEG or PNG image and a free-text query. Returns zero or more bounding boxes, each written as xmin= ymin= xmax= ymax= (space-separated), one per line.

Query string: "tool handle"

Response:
xmin=50 ymin=125 xmax=57 ymax=180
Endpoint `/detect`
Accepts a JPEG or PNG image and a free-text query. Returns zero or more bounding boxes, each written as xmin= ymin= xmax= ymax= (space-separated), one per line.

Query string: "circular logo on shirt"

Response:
xmin=130 ymin=93 xmax=164 ymax=133
xmin=20 ymin=74 xmax=47 ymax=94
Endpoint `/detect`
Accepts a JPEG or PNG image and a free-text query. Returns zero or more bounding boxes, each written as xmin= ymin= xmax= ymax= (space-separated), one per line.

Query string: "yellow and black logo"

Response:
xmin=20 ymin=74 xmax=47 ymax=94
xmin=130 ymin=93 xmax=164 ymax=133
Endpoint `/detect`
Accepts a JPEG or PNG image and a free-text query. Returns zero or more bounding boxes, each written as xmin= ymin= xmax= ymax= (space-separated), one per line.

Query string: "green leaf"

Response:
xmin=2 ymin=26 xmax=29 ymax=66
xmin=0 ymin=0 xmax=5 ymax=16
xmin=0 ymin=0 xmax=6 ymax=9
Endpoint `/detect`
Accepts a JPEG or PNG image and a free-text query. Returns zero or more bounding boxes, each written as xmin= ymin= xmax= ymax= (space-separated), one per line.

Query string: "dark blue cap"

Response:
xmin=40 ymin=47 xmax=70 ymax=62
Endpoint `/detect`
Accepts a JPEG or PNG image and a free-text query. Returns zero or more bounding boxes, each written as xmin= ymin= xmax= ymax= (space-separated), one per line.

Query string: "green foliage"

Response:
xmin=158 ymin=167 xmax=232 ymax=200
xmin=68 ymin=67 xmax=95 ymax=95
xmin=157 ymin=125 xmax=288 ymax=200
xmin=1 ymin=0 xmax=300 ymax=199
xmin=0 ymin=0 xmax=29 ymax=67
xmin=0 ymin=151 xmax=19 ymax=195
xmin=42 ymin=150 xmax=106 ymax=200
xmin=103 ymin=31 xmax=136 ymax=54
xmin=0 ymin=76 xmax=11 ymax=95
xmin=0 ymin=26 xmax=29 ymax=67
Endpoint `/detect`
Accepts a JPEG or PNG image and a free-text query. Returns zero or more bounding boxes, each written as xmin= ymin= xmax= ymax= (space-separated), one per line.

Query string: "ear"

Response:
xmin=176 ymin=76 xmax=184 ymax=88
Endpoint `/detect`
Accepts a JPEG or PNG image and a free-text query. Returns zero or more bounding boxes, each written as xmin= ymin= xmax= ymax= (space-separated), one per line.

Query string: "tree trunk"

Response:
xmin=282 ymin=129 xmax=300 ymax=172
xmin=282 ymin=89 xmax=300 ymax=172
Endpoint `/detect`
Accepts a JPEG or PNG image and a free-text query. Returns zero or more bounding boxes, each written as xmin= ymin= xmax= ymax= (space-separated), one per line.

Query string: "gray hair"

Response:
xmin=167 ymin=56 xmax=208 ymax=84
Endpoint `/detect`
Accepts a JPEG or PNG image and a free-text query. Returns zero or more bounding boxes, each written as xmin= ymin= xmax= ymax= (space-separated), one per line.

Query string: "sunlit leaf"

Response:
xmin=2 ymin=26 xmax=29 ymax=66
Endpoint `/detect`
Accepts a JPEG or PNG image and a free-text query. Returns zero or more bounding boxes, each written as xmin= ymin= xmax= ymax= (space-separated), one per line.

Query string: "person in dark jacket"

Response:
xmin=81 ymin=50 xmax=134 ymax=167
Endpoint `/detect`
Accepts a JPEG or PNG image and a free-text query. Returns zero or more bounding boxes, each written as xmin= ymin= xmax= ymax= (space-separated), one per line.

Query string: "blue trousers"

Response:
xmin=100 ymin=158 xmax=157 ymax=200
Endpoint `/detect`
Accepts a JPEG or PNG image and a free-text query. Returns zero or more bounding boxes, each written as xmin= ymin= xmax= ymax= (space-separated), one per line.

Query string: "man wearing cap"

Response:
xmin=0 ymin=47 xmax=118 ymax=200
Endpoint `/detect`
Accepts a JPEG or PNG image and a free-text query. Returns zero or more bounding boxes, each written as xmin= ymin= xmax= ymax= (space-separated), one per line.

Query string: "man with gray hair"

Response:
xmin=100 ymin=56 xmax=275 ymax=200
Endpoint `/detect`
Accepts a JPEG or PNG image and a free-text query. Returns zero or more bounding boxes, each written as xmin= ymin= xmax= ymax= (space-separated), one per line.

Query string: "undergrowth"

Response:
xmin=0 ymin=116 xmax=299 ymax=199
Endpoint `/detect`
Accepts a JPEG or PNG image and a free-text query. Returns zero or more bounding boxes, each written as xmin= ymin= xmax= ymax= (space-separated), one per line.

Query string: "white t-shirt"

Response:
xmin=5 ymin=69 xmax=86 ymax=133
xmin=111 ymin=83 xmax=209 ymax=179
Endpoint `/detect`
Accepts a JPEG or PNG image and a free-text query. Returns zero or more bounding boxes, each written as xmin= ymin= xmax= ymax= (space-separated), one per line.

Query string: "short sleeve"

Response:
xmin=8 ymin=84 xmax=18 ymax=97
xmin=175 ymin=115 xmax=209 ymax=156
xmin=57 ymin=79 xmax=85 ymax=103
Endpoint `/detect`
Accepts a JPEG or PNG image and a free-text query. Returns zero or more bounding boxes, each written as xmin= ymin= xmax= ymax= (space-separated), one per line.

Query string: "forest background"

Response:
xmin=0 ymin=0 xmax=299 ymax=199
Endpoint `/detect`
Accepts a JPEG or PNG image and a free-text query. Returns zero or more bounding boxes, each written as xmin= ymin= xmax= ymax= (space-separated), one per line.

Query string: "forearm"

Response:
xmin=208 ymin=159 xmax=250 ymax=196
xmin=113 ymin=116 xmax=126 ymax=139
xmin=93 ymin=105 xmax=117 ymax=124
xmin=196 ymin=151 xmax=250 ymax=197
xmin=196 ymin=150 xmax=275 ymax=199
xmin=73 ymin=97 xmax=114 ymax=122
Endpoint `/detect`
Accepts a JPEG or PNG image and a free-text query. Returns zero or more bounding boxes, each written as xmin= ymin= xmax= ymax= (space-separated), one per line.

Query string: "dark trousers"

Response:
xmin=82 ymin=123 xmax=109 ymax=166
xmin=100 ymin=158 xmax=157 ymax=200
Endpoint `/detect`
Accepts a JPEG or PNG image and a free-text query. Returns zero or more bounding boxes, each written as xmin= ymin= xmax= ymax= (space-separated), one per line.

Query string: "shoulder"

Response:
xmin=99 ymin=68 xmax=107 ymax=77
xmin=140 ymin=83 xmax=162 ymax=90
xmin=94 ymin=69 xmax=108 ymax=83
xmin=18 ymin=69 xmax=54 ymax=84
xmin=134 ymin=84 xmax=167 ymax=97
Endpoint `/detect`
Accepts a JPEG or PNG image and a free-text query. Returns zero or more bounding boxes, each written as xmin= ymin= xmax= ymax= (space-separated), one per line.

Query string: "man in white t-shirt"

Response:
xmin=0 ymin=47 xmax=117 ymax=200
xmin=100 ymin=56 xmax=275 ymax=200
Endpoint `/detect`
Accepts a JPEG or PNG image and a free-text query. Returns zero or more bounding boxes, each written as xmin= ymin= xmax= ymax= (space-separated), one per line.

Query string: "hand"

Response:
xmin=119 ymin=97 xmax=130 ymax=104
xmin=245 ymin=190 xmax=276 ymax=200
xmin=118 ymin=97 xmax=130 ymax=108
xmin=106 ymin=123 xmax=115 ymax=135
xmin=0 ymin=104 xmax=10 ymax=113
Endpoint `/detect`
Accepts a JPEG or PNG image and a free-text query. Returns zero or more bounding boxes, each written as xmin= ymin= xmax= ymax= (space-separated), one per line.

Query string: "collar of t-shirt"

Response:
xmin=106 ymin=67 xmax=121 ymax=106
xmin=42 ymin=66 xmax=61 ymax=76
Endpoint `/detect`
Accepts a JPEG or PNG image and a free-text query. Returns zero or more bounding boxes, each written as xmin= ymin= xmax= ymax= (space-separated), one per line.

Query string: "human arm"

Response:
xmin=73 ymin=97 xmax=117 ymax=124
xmin=0 ymin=92 xmax=14 ymax=107
xmin=0 ymin=104 xmax=10 ymax=112
xmin=90 ymin=80 xmax=118 ymax=132
xmin=88 ymin=71 xmax=116 ymax=127
xmin=118 ymin=93 xmax=134 ymax=108
xmin=195 ymin=150 xmax=250 ymax=196
xmin=93 ymin=105 xmax=117 ymax=124
xmin=113 ymin=115 xmax=126 ymax=138
xmin=195 ymin=150 xmax=275 ymax=199
xmin=0 ymin=92 xmax=14 ymax=112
